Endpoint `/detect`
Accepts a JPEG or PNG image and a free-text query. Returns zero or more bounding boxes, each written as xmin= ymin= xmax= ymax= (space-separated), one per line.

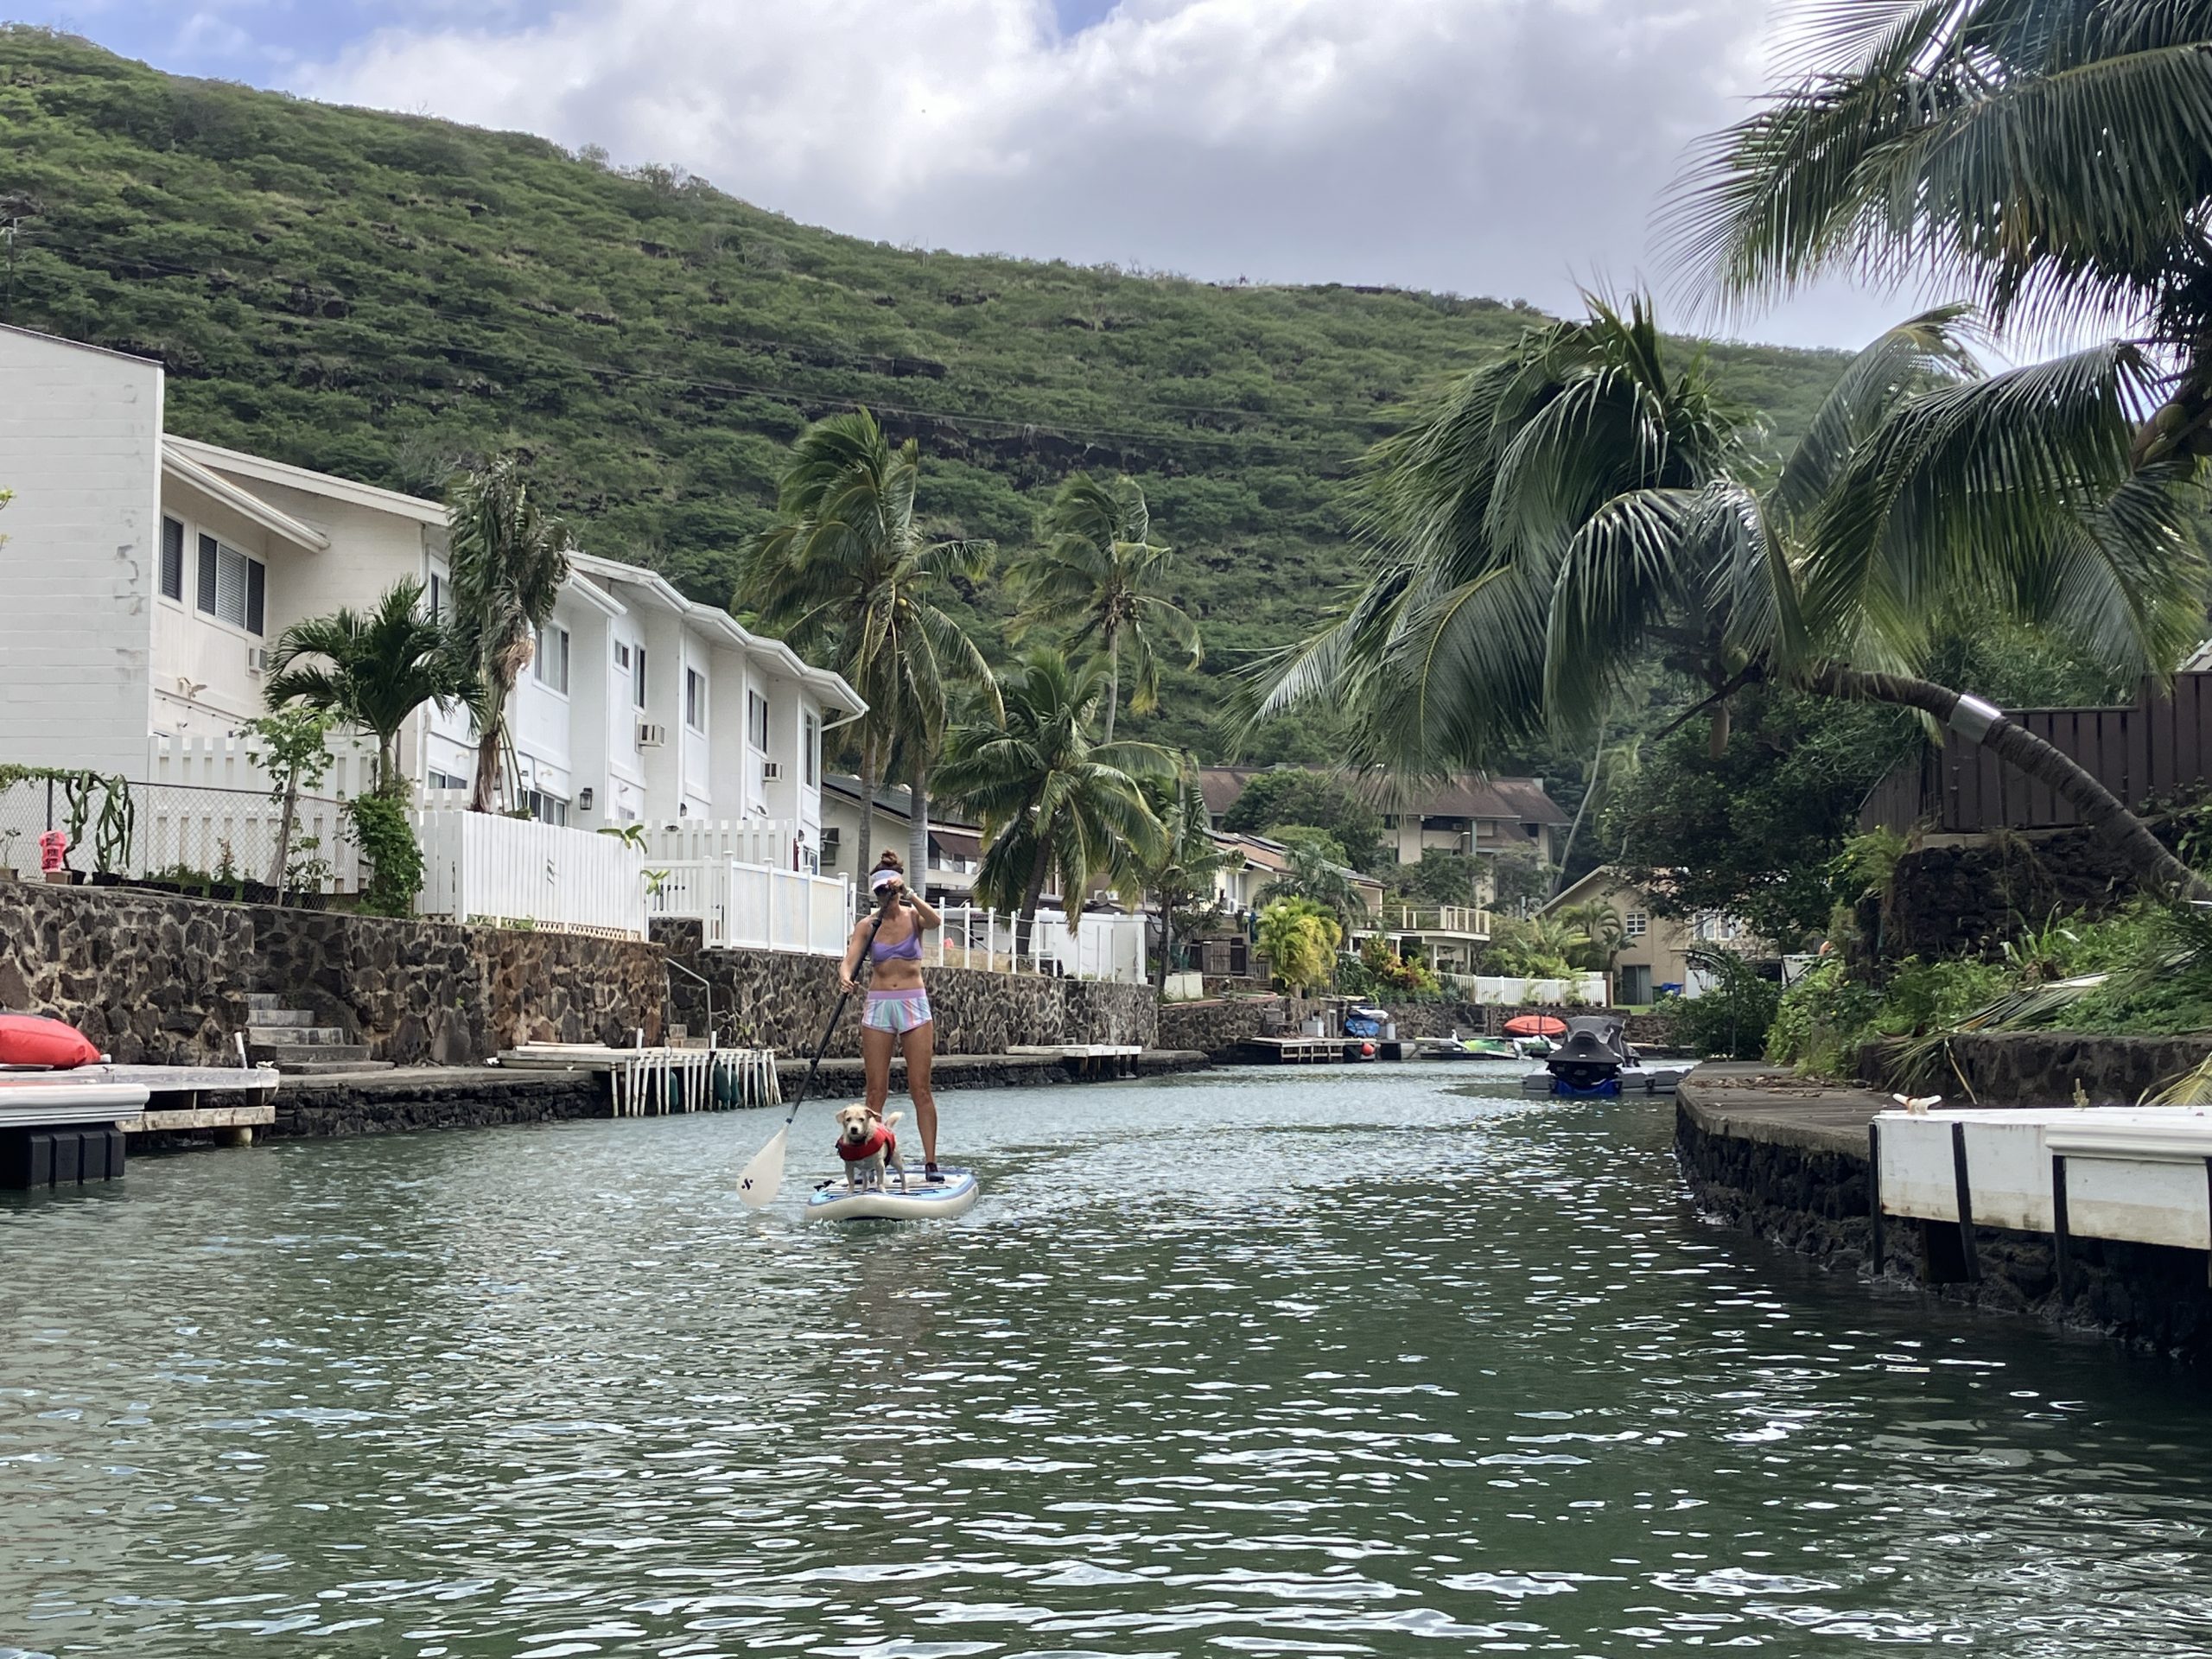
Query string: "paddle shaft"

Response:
xmin=778 ymin=897 xmax=893 ymax=1127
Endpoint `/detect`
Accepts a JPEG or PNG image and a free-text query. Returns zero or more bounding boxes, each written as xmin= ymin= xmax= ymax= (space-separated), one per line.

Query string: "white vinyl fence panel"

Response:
xmin=647 ymin=820 xmax=809 ymax=869
xmin=1443 ymin=973 xmax=1609 ymax=1006
xmin=650 ymin=859 xmax=852 ymax=955
xmin=416 ymin=810 xmax=648 ymax=938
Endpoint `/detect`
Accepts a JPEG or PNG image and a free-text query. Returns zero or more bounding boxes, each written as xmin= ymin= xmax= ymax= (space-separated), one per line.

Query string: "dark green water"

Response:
xmin=5 ymin=1062 xmax=2212 ymax=1657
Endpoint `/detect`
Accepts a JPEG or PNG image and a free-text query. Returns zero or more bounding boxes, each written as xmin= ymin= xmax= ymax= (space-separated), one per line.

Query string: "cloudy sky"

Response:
xmin=35 ymin=0 xmax=1929 ymax=350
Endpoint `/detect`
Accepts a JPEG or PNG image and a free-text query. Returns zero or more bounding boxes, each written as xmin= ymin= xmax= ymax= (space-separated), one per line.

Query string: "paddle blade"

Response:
xmin=737 ymin=1124 xmax=790 ymax=1210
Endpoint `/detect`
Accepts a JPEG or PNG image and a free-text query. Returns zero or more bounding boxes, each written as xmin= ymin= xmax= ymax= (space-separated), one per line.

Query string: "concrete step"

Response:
xmin=260 ymin=1044 xmax=375 ymax=1070
xmin=273 ymin=1059 xmax=397 ymax=1077
xmin=246 ymin=1007 xmax=321 ymax=1028
xmin=245 ymin=993 xmax=288 ymax=1014
xmin=249 ymin=1024 xmax=349 ymax=1046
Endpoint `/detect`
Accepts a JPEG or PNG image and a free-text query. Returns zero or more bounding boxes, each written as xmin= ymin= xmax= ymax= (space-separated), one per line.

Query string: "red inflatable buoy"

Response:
xmin=1360 ymin=1041 xmax=1377 ymax=1058
xmin=0 ymin=1014 xmax=102 ymax=1070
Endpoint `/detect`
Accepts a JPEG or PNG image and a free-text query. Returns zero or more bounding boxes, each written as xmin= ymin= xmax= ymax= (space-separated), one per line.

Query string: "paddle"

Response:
xmin=737 ymin=899 xmax=888 ymax=1210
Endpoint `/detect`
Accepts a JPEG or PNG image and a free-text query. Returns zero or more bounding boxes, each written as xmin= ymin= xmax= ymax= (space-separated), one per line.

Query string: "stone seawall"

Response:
xmin=654 ymin=920 xmax=1158 ymax=1058
xmin=1860 ymin=1030 xmax=2212 ymax=1108
xmin=1675 ymin=1082 xmax=2212 ymax=1363
xmin=1158 ymin=995 xmax=1284 ymax=1058
xmin=0 ymin=881 xmax=665 ymax=1065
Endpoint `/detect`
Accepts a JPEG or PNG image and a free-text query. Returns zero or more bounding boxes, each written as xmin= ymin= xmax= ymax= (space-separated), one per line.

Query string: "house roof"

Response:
xmin=570 ymin=551 xmax=866 ymax=724
xmin=822 ymin=774 xmax=981 ymax=833
xmin=162 ymin=447 xmax=331 ymax=553
xmin=165 ymin=435 xmax=450 ymax=526
xmin=1197 ymin=766 xmax=1570 ymax=827
xmin=1541 ymin=866 xmax=1630 ymax=913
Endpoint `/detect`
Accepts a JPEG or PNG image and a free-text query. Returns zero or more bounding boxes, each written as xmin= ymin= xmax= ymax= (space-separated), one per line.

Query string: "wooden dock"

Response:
xmin=1 ymin=1063 xmax=281 ymax=1187
xmin=1236 ymin=1036 xmax=1398 ymax=1065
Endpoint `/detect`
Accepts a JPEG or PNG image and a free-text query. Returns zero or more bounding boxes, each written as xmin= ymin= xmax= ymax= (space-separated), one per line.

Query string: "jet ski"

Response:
xmin=1518 ymin=1015 xmax=1699 ymax=1096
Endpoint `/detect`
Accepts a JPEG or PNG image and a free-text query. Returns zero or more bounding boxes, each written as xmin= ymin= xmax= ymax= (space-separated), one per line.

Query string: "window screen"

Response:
xmin=197 ymin=535 xmax=264 ymax=633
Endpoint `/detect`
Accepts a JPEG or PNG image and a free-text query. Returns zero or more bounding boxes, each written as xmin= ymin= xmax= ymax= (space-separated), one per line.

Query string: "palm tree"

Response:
xmin=1134 ymin=772 xmax=1243 ymax=991
xmin=1015 ymin=474 xmax=1199 ymax=742
xmin=1560 ymin=899 xmax=1629 ymax=976
xmin=1664 ymin=0 xmax=2212 ymax=468
xmin=1255 ymin=296 xmax=2209 ymax=899
xmin=935 ymin=648 xmax=1173 ymax=931
xmin=447 ymin=454 xmax=575 ymax=813
xmin=264 ymin=578 xmax=470 ymax=793
xmin=1258 ymin=839 xmax=1368 ymax=931
xmin=740 ymin=410 xmax=998 ymax=883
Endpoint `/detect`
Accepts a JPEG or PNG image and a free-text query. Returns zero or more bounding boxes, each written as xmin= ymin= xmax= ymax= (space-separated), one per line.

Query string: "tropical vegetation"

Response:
xmin=446 ymin=454 xmax=577 ymax=813
xmin=1015 ymin=474 xmax=1198 ymax=742
xmin=262 ymin=578 xmax=469 ymax=793
xmin=1255 ymin=898 xmax=1340 ymax=995
xmin=1253 ymin=294 xmax=2209 ymax=899
xmin=935 ymin=649 xmax=1171 ymax=928
xmin=1131 ymin=772 xmax=1241 ymax=991
xmin=740 ymin=409 xmax=998 ymax=878
xmin=1217 ymin=770 xmax=1385 ymax=871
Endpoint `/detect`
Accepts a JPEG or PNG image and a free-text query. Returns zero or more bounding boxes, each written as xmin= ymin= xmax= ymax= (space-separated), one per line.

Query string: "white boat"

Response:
xmin=806 ymin=1166 xmax=980 ymax=1222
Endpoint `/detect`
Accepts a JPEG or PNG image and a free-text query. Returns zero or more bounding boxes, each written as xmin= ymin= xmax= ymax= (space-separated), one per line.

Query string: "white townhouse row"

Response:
xmin=0 ymin=324 xmax=862 ymax=861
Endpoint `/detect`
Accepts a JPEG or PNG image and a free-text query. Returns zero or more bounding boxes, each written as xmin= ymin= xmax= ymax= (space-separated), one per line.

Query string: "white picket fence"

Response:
xmin=416 ymin=810 xmax=649 ymax=938
xmin=1441 ymin=972 xmax=1609 ymax=1006
xmin=929 ymin=905 xmax=1150 ymax=983
xmin=649 ymin=858 xmax=852 ymax=955
xmin=647 ymin=819 xmax=810 ymax=870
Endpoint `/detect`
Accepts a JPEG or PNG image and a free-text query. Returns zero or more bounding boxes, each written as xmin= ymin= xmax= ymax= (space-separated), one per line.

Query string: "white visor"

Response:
xmin=870 ymin=869 xmax=901 ymax=893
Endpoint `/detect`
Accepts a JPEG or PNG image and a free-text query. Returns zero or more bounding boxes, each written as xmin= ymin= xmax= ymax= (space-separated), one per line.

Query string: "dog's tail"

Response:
xmin=882 ymin=1111 xmax=905 ymax=1133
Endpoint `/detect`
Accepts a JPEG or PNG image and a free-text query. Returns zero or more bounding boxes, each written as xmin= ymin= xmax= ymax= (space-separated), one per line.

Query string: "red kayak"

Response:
xmin=0 ymin=1014 xmax=103 ymax=1069
xmin=1503 ymin=1014 xmax=1568 ymax=1039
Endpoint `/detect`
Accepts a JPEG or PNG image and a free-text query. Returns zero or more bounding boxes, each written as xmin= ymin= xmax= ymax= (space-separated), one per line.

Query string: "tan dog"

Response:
xmin=834 ymin=1103 xmax=906 ymax=1193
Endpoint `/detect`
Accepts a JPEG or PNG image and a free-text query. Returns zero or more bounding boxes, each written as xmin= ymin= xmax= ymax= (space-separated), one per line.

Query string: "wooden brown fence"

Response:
xmin=1859 ymin=673 xmax=2212 ymax=836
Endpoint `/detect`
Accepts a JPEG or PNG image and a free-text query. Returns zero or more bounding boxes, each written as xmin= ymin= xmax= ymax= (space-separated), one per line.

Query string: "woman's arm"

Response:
xmin=905 ymin=887 xmax=942 ymax=930
xmin=838 ymin=919 xmax=870 ymax=993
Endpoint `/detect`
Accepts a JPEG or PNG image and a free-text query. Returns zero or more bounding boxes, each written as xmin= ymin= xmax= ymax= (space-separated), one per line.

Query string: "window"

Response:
xmin=684 ymin=667 xmax=706 ymax=732
xmin=613 ymin=640 xmax=630 ymax=678
xmin=428 ymin=570 xmax=448 ymax=622
xmin=1623 ymin=910 xmax=1649 ymax=939
xmin=159 ymin=518 xmax=185 ymax=601
xmin=821 ymin=827 xmax=841 ymax=869
xmin=803 ymin=711 xmax=818 ymax=786
xmin=520 ymin=787 xmax=569 ymax=827
xmin=634 ymin=646 xmax=648 ymax=709
xmin=532 ymin=624 xmax=570 ymax=694
xmin=747 ymin=690 xmax=769 ymax=751
xmin=195 ymin=535 xmax=265 ymax=634
xmin=428 ymin=767 xmax=470 ymax=791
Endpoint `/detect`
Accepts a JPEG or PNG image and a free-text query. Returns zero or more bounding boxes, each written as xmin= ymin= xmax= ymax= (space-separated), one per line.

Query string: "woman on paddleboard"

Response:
xmin=839 ymin=851 xmax=945 ymax=1181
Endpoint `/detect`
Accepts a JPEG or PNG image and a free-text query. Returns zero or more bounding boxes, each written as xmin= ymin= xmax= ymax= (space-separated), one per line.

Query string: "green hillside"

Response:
xmin=0 ymin=26 xmax=1849 ymax=758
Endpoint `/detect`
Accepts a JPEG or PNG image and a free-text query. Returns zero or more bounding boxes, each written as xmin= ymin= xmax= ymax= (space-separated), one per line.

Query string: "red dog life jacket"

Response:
xmin=836 ymin=1124 xmax=896 ymax=1162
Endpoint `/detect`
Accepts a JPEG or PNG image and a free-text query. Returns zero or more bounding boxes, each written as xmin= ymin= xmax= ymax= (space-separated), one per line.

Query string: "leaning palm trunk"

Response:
xmin=855 ymin=734 xmax=879 ymax=891
xmin=1802 ymin=664 xmax=2209 ymax=901
xmin=1102 ymin=627 xmax=1120 ymax=744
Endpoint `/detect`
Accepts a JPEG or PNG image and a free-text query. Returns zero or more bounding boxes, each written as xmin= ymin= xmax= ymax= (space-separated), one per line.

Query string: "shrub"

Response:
xmin=1256 ymin=898 xmax=1340 ymax=993
xmin=346 ymin=791 xmax=423 ymax=917
xmin=1656 ymin=956 xmax=1781 ymax=1059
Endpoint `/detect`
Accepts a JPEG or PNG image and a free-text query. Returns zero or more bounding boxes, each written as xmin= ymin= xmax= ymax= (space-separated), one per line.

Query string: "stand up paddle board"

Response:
xmin=806 ymin=1166 xmax=980 ymax=1223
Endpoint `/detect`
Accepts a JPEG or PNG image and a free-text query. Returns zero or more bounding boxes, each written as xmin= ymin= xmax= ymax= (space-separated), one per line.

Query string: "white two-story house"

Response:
xmin=0 ymin=324 xmax=861 ymax=855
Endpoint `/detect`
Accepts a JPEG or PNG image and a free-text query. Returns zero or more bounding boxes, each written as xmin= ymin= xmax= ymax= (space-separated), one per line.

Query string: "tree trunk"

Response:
xmin=468 ymin=682 xmax=506 ymax=813
xmin=1155 ymin=906 xmax=1173 ymax=995
xmin=1552 ymin=720 xmax=1607 ymax=899
xmin=269 ymin=779 xmax=298 ymax=891
xmin=1018 ymin=830 xmax=1053 ymax=964
xmin=1707 ymin=700 xmax=1731 ymax=761
xmin=1102 ymin=626 xmax=1119 ymax=744
xmin=1803 ymin=663 xmax=2210 ymax=901
xmin=908 ymin=753 xmax=930 ymax=901
xmin=855 ymin=733 xmax=878 ymax=888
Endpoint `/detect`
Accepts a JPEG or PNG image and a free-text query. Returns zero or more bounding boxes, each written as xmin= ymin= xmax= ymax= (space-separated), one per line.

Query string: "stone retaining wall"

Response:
xmin=1675 ymin=1098 xmax=2212 ymax=1363
xmin=1158 ymin=995 xmax=1284 ymax=1058
xmin=0 ymin=881 xmax=664 ymax=1065
xmin=655 ymin=920 xmax=1158 ymax=1058
xmin=1860 ymin=1030 xmax=2212 ymax=1108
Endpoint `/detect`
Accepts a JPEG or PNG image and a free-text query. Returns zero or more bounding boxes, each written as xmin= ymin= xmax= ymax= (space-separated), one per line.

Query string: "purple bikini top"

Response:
xmin=871 ymin=926 xmax=924 ymax=963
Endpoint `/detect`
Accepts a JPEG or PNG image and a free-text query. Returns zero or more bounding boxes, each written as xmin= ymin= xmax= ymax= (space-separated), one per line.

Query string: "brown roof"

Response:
xmin=1197 ymin=766 xmax=1569 ymax=827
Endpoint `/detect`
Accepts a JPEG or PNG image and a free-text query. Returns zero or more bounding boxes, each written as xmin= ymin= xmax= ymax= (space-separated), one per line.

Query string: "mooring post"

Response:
xmin=1951 ymin=1120 xmax=1980 ymax=1283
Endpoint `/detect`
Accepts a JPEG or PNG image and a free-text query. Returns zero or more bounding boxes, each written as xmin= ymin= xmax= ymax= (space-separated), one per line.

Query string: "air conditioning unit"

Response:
xmin=245 ymin=646 xmax=270 ymax=675
xmin=762 ymin=761 xmax=782 ymax=781
xmin=637 ymin=721 xmax=667 ymax=748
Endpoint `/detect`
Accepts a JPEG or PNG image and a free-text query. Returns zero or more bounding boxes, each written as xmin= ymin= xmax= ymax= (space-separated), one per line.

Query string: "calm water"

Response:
xmin=5 ymin=1063 xmax=2212 ymax=1657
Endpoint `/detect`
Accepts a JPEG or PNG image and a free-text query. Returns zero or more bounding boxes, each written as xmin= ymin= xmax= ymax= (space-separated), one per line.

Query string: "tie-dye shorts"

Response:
xmin=863 ymin=988 xmax=933 ymax=1034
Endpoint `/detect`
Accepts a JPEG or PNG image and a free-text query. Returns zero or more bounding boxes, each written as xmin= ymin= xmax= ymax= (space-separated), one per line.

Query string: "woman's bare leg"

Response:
xmin=901 ymin=1022 xmax=938 ymax=1166
xmin=861 ymin=1024 xmax=895 ymax=1118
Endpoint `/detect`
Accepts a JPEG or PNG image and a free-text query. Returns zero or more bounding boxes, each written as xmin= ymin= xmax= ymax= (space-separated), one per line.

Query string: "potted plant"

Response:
xmin=0 ymin=827 xmax=18 ymax=880
xmin=283 ymin=836 xmax=334 ymax=911
xmin=208 ymin=842 xmax=241 ymax=901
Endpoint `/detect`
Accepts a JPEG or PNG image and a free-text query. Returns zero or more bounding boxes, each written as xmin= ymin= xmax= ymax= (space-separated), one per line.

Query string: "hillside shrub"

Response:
xmin=346 ymin=791 xmax=423 ymax=917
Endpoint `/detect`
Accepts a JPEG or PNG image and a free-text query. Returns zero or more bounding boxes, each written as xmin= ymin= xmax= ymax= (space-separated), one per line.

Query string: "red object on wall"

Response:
xmin=0 ymin=1014 xmax=103 ymax=1070
xmin=1503 ymin=1014 xmax=1568 ymax=1038
xmin=37 ymin=830 xmax=67 ymax=874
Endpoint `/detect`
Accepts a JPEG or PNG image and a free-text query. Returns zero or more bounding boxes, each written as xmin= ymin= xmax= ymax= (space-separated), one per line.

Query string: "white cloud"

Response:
xmin=296 ymin=0 xmax=1921 ymax=349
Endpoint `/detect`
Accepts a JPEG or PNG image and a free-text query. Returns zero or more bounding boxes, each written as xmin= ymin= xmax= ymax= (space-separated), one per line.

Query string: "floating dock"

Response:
xmin=1235 ymin=1036 xmax=1404 ymax=1065
xmin=1 ymin=1063 xmax=280 ymax=1188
